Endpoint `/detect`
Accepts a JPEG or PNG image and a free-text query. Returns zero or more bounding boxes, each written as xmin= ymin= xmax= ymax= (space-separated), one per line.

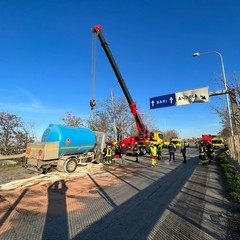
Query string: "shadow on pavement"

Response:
xmin=0 ymin=188 xmax=28 ymax=228
xmin=42 ymin=180 xmax=68 ymax=240
xmin=72 ymin=158 xmax=200 ymax=240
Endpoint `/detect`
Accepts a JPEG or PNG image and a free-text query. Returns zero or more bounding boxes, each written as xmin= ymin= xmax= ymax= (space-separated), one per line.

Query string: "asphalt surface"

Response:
xmin=0 ymin=148 xmax=238 ymax=239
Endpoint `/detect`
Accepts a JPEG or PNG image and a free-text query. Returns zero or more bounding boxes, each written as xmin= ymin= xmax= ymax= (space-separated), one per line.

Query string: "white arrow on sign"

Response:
xmin=169 ymin=97 xmax=173 ymax=104
xmin=175 ymin=86 xmax=209 ymax=106
xmin=151 ymin=100 xmax=155 ymax=107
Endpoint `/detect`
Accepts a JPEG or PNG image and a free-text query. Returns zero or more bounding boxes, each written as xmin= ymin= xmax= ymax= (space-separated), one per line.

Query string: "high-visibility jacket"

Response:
xmin=106 ymin=147 xmax=112 ymax=157
xmin=157 ymin=144 xmax=163 ymax=152
xmin=111 ymin=146 xmax=115 ymax=156
xmin=133 ymin=146 xmax=140 ymax=155
xmin=199 ymin=145 xmax=207 ymax=154
xmin=181 ymin=144 xmax=186 ymax=153
xmin=150 ymin=146 xmax=157 ymax=156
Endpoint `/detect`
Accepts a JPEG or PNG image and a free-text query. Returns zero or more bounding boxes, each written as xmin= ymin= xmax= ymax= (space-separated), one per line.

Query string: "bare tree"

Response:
xmin=87 ymin=96 xmax=133 ymax=141
xmin=87 ymin=110 xmax=109 ymax=133
xmin=61 ymin=112 xmax=85 ymax=127
xmin=87 ymin=94 xmax=159 ymax=142
xmin=15 ymin=122 xmax=35 ymax=148
xmin=211 ymin=72 xmax=240 ymax=137
xmin=162 ymin=130 xmax=179 ymax=141
xmin=0 ymin=112 xmax=21 ymax=151
xmin=0 ymin=112 xmax=34 ymax=154
xmin=60 ymin=96 xmax=160 ymax=143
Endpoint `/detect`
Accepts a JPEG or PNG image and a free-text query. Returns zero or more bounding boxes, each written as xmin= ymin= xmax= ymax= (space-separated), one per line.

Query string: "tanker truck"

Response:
xmin=24 ymin=124 xmax=106 ymax=174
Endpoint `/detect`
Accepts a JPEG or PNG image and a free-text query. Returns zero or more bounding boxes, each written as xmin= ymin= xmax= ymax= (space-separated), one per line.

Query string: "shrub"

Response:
xmin=218 ymin=151 xmax=240 ymax=205
xmin=224 ymin=165 xmax=237 ymax=175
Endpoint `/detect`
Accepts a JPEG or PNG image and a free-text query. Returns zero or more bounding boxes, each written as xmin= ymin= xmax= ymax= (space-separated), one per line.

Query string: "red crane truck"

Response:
xmin=91 ymin=25 xmax=162 ymax=155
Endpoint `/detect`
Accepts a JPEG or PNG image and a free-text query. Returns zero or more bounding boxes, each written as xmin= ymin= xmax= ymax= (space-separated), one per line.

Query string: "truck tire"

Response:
xmin=95 ymin=152 xmax=103 ymax=163
xmin=63 ymin=158 xmax=77 ymax=173
xmin=39 ymin=168 xmax=47 ymax=174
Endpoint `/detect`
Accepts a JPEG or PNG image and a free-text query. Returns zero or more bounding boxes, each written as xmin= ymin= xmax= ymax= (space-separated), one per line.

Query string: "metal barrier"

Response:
xmin=0 ymin=146 xmax=26 ymax=155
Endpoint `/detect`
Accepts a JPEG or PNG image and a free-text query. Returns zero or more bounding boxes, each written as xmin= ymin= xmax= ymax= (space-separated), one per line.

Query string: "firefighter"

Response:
xmin=157 ymin=143 xmax=163 ymax=160
xmin=105 ymin=145 xmax=112 ymax=165
xmin=181 ymin=141 xmax=187 ymax=163
xmin=199 ymin=142 xmax=208 ymax=166
xmin=103 ymin=145 xmax=107 ymax=160
xmin=149 ymin=143 xmax=157 ymax=167
xmin=133 ymin=143 xmax=140 ymax=162
xmin=206 ymin=143 xmax=215 ymax=165
xmin=168 ymin=141 xmax=176 ymax=162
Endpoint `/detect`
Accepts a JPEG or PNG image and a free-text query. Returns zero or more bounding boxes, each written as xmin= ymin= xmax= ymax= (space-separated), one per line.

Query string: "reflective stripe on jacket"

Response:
xmin=106 ymin=148 xmax=112 ymax=157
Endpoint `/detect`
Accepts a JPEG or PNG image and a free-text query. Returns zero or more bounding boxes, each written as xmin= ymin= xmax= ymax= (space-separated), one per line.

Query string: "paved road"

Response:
xmin=0 ymin=148 xmax=236 ymax=239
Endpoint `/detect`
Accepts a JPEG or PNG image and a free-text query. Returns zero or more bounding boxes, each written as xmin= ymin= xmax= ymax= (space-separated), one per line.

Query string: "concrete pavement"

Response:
xmin=0 ymin=148 xmax=239 ymax=239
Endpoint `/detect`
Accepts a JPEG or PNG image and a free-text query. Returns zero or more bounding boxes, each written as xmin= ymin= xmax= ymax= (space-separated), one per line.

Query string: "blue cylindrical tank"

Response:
xmin=41 ymin=124 xmax=96 ymax=155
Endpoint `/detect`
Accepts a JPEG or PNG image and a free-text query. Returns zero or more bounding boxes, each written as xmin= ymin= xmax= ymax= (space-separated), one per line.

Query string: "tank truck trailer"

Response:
xmin=91 ymin=25 xmax=163 ymax=155
xmin=24 ymin=124 xmax=106 ymax=174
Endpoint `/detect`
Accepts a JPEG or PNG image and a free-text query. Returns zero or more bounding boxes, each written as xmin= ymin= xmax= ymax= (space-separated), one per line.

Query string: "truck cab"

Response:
xmin=150 ymin=131 xmax=163 ymax=144
xmin=212 ymin=137 xmax=224 ymax=148
xmin=144 ymin=131 xmax=163 ymax=152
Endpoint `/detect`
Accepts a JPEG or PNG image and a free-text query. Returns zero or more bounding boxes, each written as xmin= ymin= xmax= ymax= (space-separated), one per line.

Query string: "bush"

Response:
xmin=222 ymin=164 xmax=237 ymax=175
xmin=231 ymin=192 xmax=240 ymax=204
xmin=218 ymin=152 xmax=240 ymax=204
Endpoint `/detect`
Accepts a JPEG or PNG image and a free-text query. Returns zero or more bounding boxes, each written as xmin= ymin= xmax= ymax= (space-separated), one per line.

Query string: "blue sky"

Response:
xmin=0 ymin=0 xmax=239 ymax=141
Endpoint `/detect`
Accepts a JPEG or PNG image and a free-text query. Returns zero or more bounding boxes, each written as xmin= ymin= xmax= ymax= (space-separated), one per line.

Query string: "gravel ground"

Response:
xmin=0 ymin=164 xmax=39 ymax=185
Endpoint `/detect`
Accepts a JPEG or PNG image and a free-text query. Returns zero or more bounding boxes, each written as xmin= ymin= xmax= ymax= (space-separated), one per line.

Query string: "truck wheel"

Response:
xmin=95 ymin=153 xmax=103 ymax=163
xmin=39 ymin=168 xmax=47 ymax=174
xmin=63 ymin=158 xmax=77 ymax=173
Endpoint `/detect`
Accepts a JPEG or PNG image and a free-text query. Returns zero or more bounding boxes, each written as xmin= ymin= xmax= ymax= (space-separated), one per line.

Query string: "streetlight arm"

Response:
xmin=193 ymin=50 xmax=234 ymax=136
xmin=193 ymin=51 xmax=228 ymax=89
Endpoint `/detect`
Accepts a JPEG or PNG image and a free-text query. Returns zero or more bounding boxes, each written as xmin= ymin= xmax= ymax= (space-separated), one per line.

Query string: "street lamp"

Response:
xmin=111 ymin=83 xmax=119 ymax=141
xmin=193 ymin=51 xmax=234 ymax=136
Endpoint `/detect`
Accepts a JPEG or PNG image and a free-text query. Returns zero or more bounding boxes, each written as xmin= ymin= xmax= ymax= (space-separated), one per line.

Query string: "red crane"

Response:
xmin=91 ymin=25 xmax=151 ymax=153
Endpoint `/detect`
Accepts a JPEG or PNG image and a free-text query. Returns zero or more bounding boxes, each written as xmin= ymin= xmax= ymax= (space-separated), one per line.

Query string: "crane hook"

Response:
xmin=90 ymin=99 xmax=96 ymax=110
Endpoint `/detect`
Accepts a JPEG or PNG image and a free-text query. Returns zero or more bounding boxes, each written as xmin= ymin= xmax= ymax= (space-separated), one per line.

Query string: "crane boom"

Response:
xmin=92 ymin=25 xmax=149 ymax=139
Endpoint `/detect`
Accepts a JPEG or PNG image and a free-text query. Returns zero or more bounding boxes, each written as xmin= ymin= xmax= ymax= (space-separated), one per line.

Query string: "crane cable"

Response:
xmin=90 ymin=32 xmax=97 ymax=110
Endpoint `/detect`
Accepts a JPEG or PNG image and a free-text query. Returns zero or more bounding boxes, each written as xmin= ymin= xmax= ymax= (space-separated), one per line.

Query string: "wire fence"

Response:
xmin=226 ymin=135 xmax=240 ymax=166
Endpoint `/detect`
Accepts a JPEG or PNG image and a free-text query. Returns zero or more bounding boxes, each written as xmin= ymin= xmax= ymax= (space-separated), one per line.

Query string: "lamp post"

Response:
xmin=111 ymin=89 xmax=117 ymax=141
xmin=111 ymin=83 xmax=119 ymax=141
xmin=193 ymin=51 xmax=234 ymax=136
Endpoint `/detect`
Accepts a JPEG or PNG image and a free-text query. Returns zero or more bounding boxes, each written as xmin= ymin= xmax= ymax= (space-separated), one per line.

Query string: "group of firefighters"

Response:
xmin=102 ymin=141 xmax=163 ymax=166
xmin=128 ymin=142 xmax=162 ymax=166
xmin=198 ymin=141 xmax=215 ymax=165
xmin=103 ymin=143 xmax=118 ymax=165
xmin=102 ymin=140 xmax=216 ymax=166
